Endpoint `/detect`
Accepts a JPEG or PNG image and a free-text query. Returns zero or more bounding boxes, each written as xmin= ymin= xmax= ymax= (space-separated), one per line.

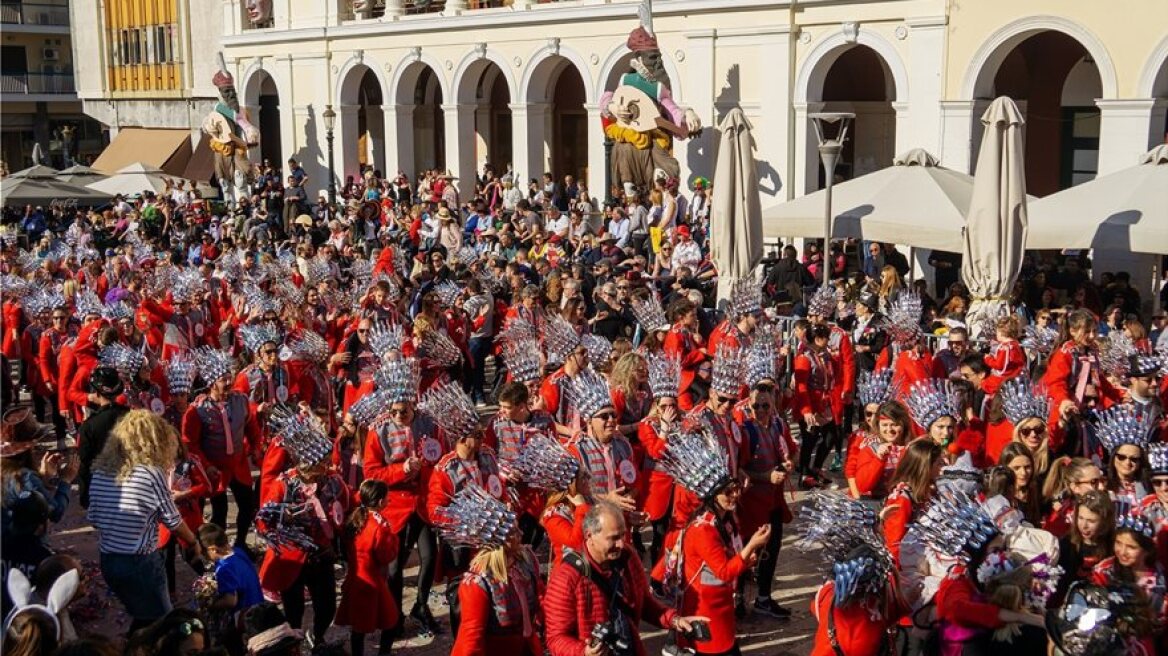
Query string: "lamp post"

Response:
xmin=323 ymin=104 xmax=337 ymax=208
xmin=809 ymin=112 xmax=854 ymax=286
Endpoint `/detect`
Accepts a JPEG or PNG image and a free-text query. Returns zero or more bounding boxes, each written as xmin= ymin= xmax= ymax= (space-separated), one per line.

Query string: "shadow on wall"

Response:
xmin=691 ymin=63 xmax=784 ymax=199
xmin=292 ymin=104 xmax=321 ymax=189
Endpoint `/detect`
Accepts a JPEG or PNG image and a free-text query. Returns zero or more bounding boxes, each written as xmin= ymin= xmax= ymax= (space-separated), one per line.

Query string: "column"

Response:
xmin=510 ymin=102 xmax=549 ymax=185
xmin=367 ymin=106 xmax=387 ymax=174
xmin=383 ymin=0 xmax=403 ymax=18
xmin=222 ymin=0 xmax=240 ymax=36
xmin=1096 ymin=99 xmax=1160 ymax=175
xmin=384 ymin=104 xmax=414 ymax=179
xmin=336 ymin=104 xmax=361 ymax=183
xmin=891 ymin=101 xmax=912 ymax=162
xmin=792 ymin=101 xmax=824 ymax=196
xmin=756 ymin=26 xmax=792 ymax=204
xmin=444 ymin=0 xmax=467 ymax=16
xmin=475 ymin=104 xmax=492 ymax=171
xmin=443 ymin=103 xmax=477 ymax=199
xmin=583 ymin=103 xmax=606 ymax=202
xmin=937 ymin=100 xmax=977 ymax=173
xmin=905 ymin=17 xmax=946 ymax=157
xmin=681 ymin=29 xmax=718 ymax=185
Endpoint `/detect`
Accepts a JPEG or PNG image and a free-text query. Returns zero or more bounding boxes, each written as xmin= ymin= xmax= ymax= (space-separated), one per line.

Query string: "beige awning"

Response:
xmin=182 ymin=134 xmax=217 ymax=184
xmin=92 ymin=128 xmax=193 ymax=177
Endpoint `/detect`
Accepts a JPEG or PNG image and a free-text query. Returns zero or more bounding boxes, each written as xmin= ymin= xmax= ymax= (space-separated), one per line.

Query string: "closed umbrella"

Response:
xmin=710 ymin=107 xmax=764 ymax=300
xmin=961 ymin=97 xmax=1028 ymax=339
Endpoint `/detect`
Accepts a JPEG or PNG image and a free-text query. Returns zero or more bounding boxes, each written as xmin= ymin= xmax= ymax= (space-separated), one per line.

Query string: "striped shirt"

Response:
xmin=87 ymin=465 xmax=182 ymax=555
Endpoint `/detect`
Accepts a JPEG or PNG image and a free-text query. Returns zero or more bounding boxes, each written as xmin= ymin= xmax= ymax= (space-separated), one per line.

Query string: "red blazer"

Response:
xmin=1042 ymin=341 xmax=1122 ymax=427
xmin=663 ymin=324 xmax=706 ymax=410
xmin=679 ymin=512 xmax=748 ymax=654
xmin=810 ymin=581 xmax=901 ymax=656
xmin=540 ymin=501 xmax=590 ymax=570
xmin=935 ymin=568 xmax=1004 ymax=630
xmin=335 ymin=512 xmax=400 ymax=633
xmin=880 ymin=483 xmax=914 ymax=566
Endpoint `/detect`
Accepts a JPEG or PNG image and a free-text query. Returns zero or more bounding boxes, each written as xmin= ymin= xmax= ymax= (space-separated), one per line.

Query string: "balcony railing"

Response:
xmin=0 ymin=2 xmax=70 ymax=26
xmin=342 ymin=0 xmax=579 ymax=20
xmin=0 ymin=72 xmax=76 ymax=94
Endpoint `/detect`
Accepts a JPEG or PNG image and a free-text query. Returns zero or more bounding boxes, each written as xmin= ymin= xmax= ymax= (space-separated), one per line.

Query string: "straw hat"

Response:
xmin=294 ymin=214 xmax=313 ymax=227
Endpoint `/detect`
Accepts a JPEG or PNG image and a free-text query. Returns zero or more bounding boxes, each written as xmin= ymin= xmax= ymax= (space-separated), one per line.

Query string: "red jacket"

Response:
xmin=880 ymin=483 xmax=914 ymax=566
xmin=810 ymin=581 xmax=901 ymax=656
xmin=679 ymin=511 xmax=747 ymax=654
xmin=363 ymin=416 xmax=445 ymax=530
xmin=935 ymin=567 xmax=1004 ymax=631
xmin=453 ymin=549 xmax=544 ymax=656
xmin=663 ymin=324 xmax=706 ymax=411
xmin=1042 ymin=341 xmax=1122 ymax=427
xmin=982 ymin=339 xmax=1024 ymax=396
xmin=335 ymin=511 xmax=399 ymax=633
xmin=544 ymin=549 xmax=676 ymax=656
xmin=541 ymin=502 xmax=590 ymax=570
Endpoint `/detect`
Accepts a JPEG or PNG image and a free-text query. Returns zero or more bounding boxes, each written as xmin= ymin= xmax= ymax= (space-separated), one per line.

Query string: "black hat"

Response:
xmin=1128 ymin=353 xmax=1163 ymax=379
xmin=858 ymin=291 xmax=879 ymax=311
xmin=89 ymin=365 xmax=125 ymax=398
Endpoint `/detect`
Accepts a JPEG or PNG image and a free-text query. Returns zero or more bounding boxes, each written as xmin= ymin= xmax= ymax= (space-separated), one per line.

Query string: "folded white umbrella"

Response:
xmin=1026 ymin=144 xmax=1168 ymax=254
xmin=762 ymin=149 xmax=1004 ymax=252
xmin=86 ymin=162 xmax=191 ymax=196
xmin=711 ymin=108 xmax=764 ymax=293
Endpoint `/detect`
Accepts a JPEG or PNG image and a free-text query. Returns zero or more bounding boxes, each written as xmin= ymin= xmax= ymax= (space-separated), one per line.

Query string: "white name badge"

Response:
xmin=150 ymin=398 xmax=165 ymax=414
xmin=619 ymin=459 xmax=638 ymax=485
xmin=276 ymin=384 xmax=289 ymax=403
xmin=195 ymin=323 xmax=205 ymax=337
xmin=487 ymin=474 xmax=503 ymax=499
xmin=421 ymin=438 xmax=442 ymax=463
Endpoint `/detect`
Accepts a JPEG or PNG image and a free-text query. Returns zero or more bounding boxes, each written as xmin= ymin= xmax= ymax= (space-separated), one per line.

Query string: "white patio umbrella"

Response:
xmin=761 ymin=149 xmax=1007 ymax=253
xmin=1025 ymin=144 xmax=1168 ymax=254
xmin=710 ymin=107 xmax=764 ymax=301
xmin=56 ymin=164 xmax=109 ymax=185
xmin=86 ymin=162 xmax=190 ymax=196
xmin=961 ymin=97 xmax=1028 ymax=340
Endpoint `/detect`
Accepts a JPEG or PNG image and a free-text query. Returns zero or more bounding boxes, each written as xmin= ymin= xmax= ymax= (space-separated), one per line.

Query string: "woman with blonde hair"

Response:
xmin=609 ymin=351 xmax=650 ymax=441
xmin=87 ymin=409 xmax=201 ymax=633
xmin=876 ymin=265 xmax=902 ymax=311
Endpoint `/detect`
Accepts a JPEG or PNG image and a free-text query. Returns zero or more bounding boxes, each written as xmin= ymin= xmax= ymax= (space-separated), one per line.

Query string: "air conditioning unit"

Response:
xmin=43 ymin=48 xmax=60 ymax=61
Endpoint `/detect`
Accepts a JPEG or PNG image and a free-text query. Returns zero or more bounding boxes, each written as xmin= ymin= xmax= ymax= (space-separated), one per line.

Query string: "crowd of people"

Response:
xmin=1 ymin=160 xmax=1167 ymax=656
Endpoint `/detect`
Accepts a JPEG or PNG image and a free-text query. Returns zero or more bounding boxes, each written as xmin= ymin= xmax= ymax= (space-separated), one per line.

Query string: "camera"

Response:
xmin=590 ymin=620 xmax=631 ymax=656
xmin=681 ymin=620 xmax=710 ymax=642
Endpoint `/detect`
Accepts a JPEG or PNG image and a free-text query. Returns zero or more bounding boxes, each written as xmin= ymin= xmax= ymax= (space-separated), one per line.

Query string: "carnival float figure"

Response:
xmin=203 ymin=54 xmax=260 ymax=205
xmin=245 ymin=0 xmax=273 ymax=27
xmin=599 ymin=0 xmax=702 ymax=195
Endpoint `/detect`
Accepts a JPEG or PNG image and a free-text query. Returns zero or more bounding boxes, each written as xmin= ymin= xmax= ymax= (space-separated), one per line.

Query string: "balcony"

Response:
xmin=340 ymin=0 xmax=577 ymax=21
xmin=0 ymin=2 xmax=70 ymax=32
xmin=1 ymin=72 xmax=76 ymax=95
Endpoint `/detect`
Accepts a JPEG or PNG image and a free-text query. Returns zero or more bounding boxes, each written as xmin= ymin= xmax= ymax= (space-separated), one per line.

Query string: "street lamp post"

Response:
xmin=809 ymin=112 xmax=854 ymax=286
xmin=323 ymin=104 xmax=337 ymax=208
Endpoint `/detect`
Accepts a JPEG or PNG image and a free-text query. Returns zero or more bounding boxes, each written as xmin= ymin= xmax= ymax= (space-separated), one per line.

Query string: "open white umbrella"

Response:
xmin=1025 ymin=144 xmax=1168 ymax=254
xmin=86 ymin=162 xmax=190 ymax=197
xmin=56 ymin=164 xmax=109 ymax=185
xmin=961 ymin=97 xmax=1028 ymax=339
xmin=761 ymin=149 xmax=1016 ymax=253
xmin=710 ymin=108 xmax=764 ymax=300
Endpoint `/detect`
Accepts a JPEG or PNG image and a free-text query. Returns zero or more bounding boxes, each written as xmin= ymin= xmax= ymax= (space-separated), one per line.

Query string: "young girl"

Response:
xmin=997 ymin=442 xmax=1042 ymax=526
xmin=335 ymin=480 xmax=399 ymax=656
xmin=845 ymin=369 xmax=895 ymax=498
xmin=1055 ymin=490 xmax=1114 ymax=605
xmin=1042 ymin=457 xmax=1108 ymax=538
xmin=853 ymin=400 xmax=911 ymax=499
xmin=881 ymin=440 xmax=944 ymax=565
xmin=1090 ymin=515 xmax=1168 ymax=655
xmin=1097 ymin=405 xmax=1152 ymax=506
xmin=161 ymin=440 xmax=212 ymax=598
xmin=637 ymin=352 xmax=681 ymax=565
xmin=983 ymin=315 xmax=1024 ymax=396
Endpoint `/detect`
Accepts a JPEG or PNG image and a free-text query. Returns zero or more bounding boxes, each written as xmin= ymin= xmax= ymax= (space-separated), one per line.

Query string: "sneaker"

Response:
xmin=799 ymin=475 xmax=821 ymax=490
xmin=754 ymin=597 xmax=792 ymax=619
xmin=829 ymin=453 xmax=843 ymax=472
xmin=411 ymin=604 xmax=441 ymax=636
xmin=734 ymin=598 xmax=747 ymax=619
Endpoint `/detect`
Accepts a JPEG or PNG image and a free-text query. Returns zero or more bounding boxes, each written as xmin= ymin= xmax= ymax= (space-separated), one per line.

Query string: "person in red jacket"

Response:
xmin=182 ymin=347 xmax=260 ymax=549
xmin=657 ymin=422 xmax=770 ymax=655
xmin=539 ymin=314 xmax=587 ymax=435
xmin=806 ymin=285 xmax=856 ymax=471
xmin=852 ymin=400 xmax=911 ymax=499
xmin=982 ymin=315 xmax=1025 ymax=396
xmin=360 ymin=356 xmax=445 ymax=638
xmin=799 ymin=493 xmax=903 ymax=656
xmin=707 ymin=277 xmax=761 ymax=357
xmin=486 ymin=381 xmax=556 ymax=543
xmin=434 ymin=486 xmax=543 ymax=656
xmin=544 ymin=503 xmax=706 ymax=656
xmin=565 ymin=369 xmax=640 ymax=513
xmin=662 ymin=298 xmax=707 ymax=411
xmin=793 ymin=324 xmax=838 ymax=488
xmin=1042 ymin=309 xmax=1123 ymax=430
xmin=336 ymin=480 xmax=400 ymax=656
xmin=879 ymin=440 xmax=943 ymax=566
xmin=639 ymin=352 xmax=681 ymax=566
xmin=846 ymin=368 xmax=896 ymax=497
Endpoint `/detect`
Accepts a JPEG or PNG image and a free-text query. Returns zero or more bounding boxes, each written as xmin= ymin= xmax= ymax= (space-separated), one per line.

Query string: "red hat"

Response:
xmin=627 ymin=26 xmax=659 ymax=52
xmin=212 ymin=69 xmax=234 ymax=88
xmin=676 ymin=225 xmax=691 ymax=238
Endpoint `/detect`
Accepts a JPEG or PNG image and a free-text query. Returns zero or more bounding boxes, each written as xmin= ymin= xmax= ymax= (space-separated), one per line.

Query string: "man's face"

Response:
xmin=948 ymin=336 xmax=968 ymax=356
xmin=498 ymin=399 xmax=528 ymax=422
xmin=959 ymin=366 xmax=985 ymax=389
xmin=389 ymin=402 xmax=413 ymax=425
xmin=585 ymin=512 xmax=627 ymax=565
xmin=357 ymin=322 xmax=372 ymax=343
xmin=259 ymin=342 xmax=278 ymax=366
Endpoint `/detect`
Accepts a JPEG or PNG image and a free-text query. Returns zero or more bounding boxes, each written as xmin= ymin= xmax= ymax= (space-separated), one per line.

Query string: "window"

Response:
xmin=1060 ymin=108 xmax=1100 ymax=189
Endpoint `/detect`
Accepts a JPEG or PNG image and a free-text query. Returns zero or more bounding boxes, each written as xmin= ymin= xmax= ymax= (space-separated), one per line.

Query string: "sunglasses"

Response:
xmin=593 ymin=411 xmax=617 ymax=421
xmin=1153 ymin=478 xmax=1168 ymax=488
xmin=1114 ymin=453 xmax=1140 ymax=464
xmin=1074 ymin=477 xmax=1106 ymax=487
xmin=751 ymin=403 xmax=771 ymax=410
xmin=388 ymin=408 xmax=410 ymax=417
xmin=261 ymin=349 xmax=277 ymax=355
xmin=1019 ymin=427 xmax=1045 ymax=437
xmin=357 ymin=329 xmax=369 ymax=334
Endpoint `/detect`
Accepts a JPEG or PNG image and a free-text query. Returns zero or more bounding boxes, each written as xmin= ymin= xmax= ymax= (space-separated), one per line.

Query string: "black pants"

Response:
xmin=282 ymin=556 xmax=337 ymax=645
xmin=467 ymin=336 xmax=492 ymax=404
xmin=799 ymin=423 xmax=839 ymax=475
xmin=163 ymin=534 xmax=205 ymax=595
xmin=209 ymin=479 xmax=256 ymax=548
xmin=755 ymin=511 xmax=784 ymax=597
xmin=387 ymin=514 xmax=437 ymax=622
xmin=519 ymin=514 xmax=545 ymax=550
xmin=350 ymin=629 xmax=394 ymax=656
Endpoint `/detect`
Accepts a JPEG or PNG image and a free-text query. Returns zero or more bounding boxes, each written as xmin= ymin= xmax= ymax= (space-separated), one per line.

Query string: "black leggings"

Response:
xmin=350 ymin=629 xmax=394 ymax=656
xmin=519 ymin=514 xmax=545 ymax=550
xmin=387 ymin=514 xmax=437 ymax=619
xmin=282 ymin=556 xmax=337 ymax=645
xmin=754 ymin=511 xmax=784 ymax=597
xmin=799 ymin=423 xmax=839 ymax=475
xmin=209 ymin=478 xmax=256 ymax=548
xmin=163 ymin=535 xmax=205 ymax=595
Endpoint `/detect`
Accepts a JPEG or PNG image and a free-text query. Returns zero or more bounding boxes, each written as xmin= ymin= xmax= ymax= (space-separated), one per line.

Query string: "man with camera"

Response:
xmin=545 ymin=503 xmax=707 ymax=656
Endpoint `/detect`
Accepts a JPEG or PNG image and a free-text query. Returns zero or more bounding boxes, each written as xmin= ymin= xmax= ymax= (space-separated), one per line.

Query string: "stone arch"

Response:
xmin=795 ymin=29 xmax=908 ymax=104
xmin=335 ymin=52 xmax=391 ymax=106
xmin=960 ymin=15 xmax=1118 ymax=100
xmin=239 ymin=63 xmax=285 ymax=169
xmin=520 ymin=43 xmax=595 ymax=104
xmin=597 ymin=44 xmax=685 ymax=104
xmin=391 ymin=53 xmax=450 ymax=106
xmin=452 ymin=48 xmax=518 ymax=105
xmin=1138 ymin=34 xmax=1168 ymax=98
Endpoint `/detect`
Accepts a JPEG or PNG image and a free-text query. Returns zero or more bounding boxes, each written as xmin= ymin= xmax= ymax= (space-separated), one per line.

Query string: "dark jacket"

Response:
xmin=78 ymin=402 xmax=130 ymax=508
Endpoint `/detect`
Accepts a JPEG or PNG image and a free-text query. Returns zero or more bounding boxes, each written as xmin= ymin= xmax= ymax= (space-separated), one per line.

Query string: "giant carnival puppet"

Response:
xmin=203 ymin=54 xmax=260 ymax=205
xmin=599 ymin=0 xmax=703 ymax=195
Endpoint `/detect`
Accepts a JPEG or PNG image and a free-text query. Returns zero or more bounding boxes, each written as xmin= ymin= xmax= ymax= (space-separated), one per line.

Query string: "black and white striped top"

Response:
xmin=87 ymin=464 xmax=182 ymax=555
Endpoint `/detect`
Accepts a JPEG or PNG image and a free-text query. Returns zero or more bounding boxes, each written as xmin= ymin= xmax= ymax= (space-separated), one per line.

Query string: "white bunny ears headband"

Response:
xmin=3 ymin=568 xmax=79 ymax=640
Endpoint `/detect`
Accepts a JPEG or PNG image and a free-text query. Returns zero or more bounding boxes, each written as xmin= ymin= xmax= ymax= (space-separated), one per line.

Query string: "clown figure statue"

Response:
xmin=599 ymin=0 xmax=702 ymax=196
xmin=203 ymin=54 xmax=260 ymax=206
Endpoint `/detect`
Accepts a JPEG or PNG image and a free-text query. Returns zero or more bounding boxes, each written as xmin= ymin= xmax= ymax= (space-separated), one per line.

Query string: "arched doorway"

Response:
xmin=972 ymin=31 xmax=1102 ymax=196
xmin=256 ymin=73 xmax=282 ymax=166
xmin=355 ymin=68 xmax=384 ymax=175
xmin=413 ymin=66 xmax=445 ymax=174
xmin=815 ymin=45 xmax=896 ymax=188
xmin=525 ymin=56 xmax=587 ymax=182
xmin=458 ymin=60 xmax=513 ymax=175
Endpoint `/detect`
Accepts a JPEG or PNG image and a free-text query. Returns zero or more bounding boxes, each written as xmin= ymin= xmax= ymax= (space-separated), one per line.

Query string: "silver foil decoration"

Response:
xmin=73 ymin=289 xmax=103 ymax=319
xmin=419 ymin=329 xmax=462 ymax=368
xmin=349 ymin=387 xmax=397 ymax=427
xmin=710 ymin=344 xmax=743 ymax=398
xmin=99 ymin=342 xmax=147 ymax=381
xmin=1092 ymin=403 xmax=1155 ymax=454
xmin=543 ymin=314 xmax=583 ymax=366
xmin=267 ymin=405 xmax=333 ymax=466
xmin=432 ymin=280 xmax=463 ymax=309
xmin=743 ymin=338 xmax=777 ymax=388
xmin=581 ymin=333 xmax=613 ymax=371
xmin=165 ymin=352 xmax=199 ymax=397
xmin=433 ymin=484 xmax=517 ymax=550
xmin=279 ymin=330 xmax=330 ymax=365
xmin=375 ymin=356 xmax=420 ymax=404
xmin=418 ymin=380 xmax=479 ymax=441
xmin=566 ymin=368 xmax=613 ymax=420
xmin=502 ymin=336 xmax=543 ymax=384
xmin=658 ymin=422 xmax=732 ymax=500
xmin=367 ymin=321 xmax=405 ymax=360
xmin=998 ymin=376 xmax=1051 ymax=426
xmin=909 ymin=491 xmax=999 ymax=561
xmin=647 ymin=352 xmax=681 ymax=400
xmin=806 ymin=285 xmax=837 ymax=319
xmin=238 ymin=323 xmax=282 ymax=355
xmin=192 ymin=346 xmax=236 ymax=383
xmin=728 ymin=276 xmax=762 ymax=318
xmin=795 ymin=492 xmax=892 ymax=607
xmin=903 ymin=378 xmax=961 ymax=430
xmin=886 ymin=290 xmax=923 ymax=345
xmin=630 ymin=293 xmax=670 ymax=333
xmin=856 ymin=368 xmax=896 ymax=408
xmin=510 ymin=435 xmax=580 ymax=491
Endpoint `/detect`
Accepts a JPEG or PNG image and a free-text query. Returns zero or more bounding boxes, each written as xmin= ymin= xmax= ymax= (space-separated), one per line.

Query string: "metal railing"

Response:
xmin=0 ymin=72 xmax=76 ymax=94
xmin=0 ymin=2 xmax=70 ymax=26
